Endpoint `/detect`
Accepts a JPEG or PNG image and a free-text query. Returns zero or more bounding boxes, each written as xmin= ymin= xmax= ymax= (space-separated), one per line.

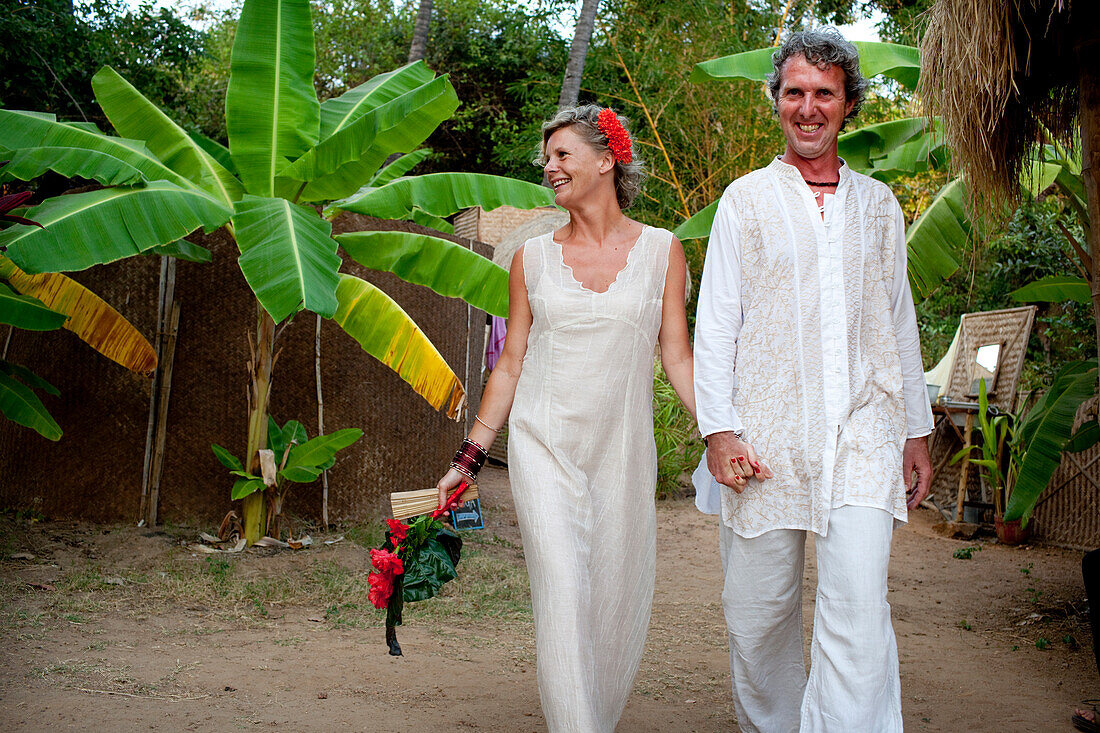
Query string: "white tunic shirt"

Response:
xmin=693 ymin=157 xmax=934 ymax=536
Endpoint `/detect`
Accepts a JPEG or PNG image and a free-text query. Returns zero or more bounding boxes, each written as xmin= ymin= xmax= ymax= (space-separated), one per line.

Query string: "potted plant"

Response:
xmin=952 ymin=361 xmax=1098 ymax=544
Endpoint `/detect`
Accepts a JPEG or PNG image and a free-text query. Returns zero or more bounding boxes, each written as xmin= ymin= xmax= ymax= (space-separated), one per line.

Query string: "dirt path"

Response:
xmin=0 ymin=465 xmax=1094 ymax=731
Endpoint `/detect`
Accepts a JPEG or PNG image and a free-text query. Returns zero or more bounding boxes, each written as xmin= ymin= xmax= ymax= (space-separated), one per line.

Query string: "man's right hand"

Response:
xmin=705 ymin=431 xmax=773 ymax=493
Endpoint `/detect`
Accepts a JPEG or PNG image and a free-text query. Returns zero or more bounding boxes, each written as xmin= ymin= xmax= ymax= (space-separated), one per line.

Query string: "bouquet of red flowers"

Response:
xmin=368 ymin=481 xmax=471 ymax=655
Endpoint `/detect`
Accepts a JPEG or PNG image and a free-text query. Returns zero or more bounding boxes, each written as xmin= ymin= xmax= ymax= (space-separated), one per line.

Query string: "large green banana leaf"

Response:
xmin=336 ymin=230 xmax=510 ymax=317
xmin=0 ymin=282 xmax=67 ymax=331
xmin=0 ymin=361 xmax=59 ymax=397
xmin=231 ymin=195 xmax=341 ymax=323
xmin=0 ymin=368 xmax=62 ymax=440
xmin=672 ymin=199 xmax=719 ymax=241
xmin=690 ymin=41 xmax=920 ymax=90
xmin=0 ymin=182 xmax=233 ymax=274
xmin=226 ymin=0 xmax=320 ymax=196
xmin=837 ymin=117 xmax=947 ymax=177
xmin=367 ymin=149 xmax=432 ymax=188
xmin=187 ymin=131 xmax=237 ymax=174
xmin=1004 ymin=362 xmax=1098 ymax=524
xmin=0 ymin=109 xmax=193 ymax=189
xmin=0 ymin=257 xmax=158 ymax=373
xmin=904 ymin=177 xmax=968 ymax=298
xmin=332 ymin=273 xmax=465 ymax=419
xmin=0 ymin=147 xmax=145 ymax=187
xmin=279 ymin=76 xmax=460 ymax=202
xmin=319 ymin=61 xmax=437 ymax=139
xmin=1011 ymin=275 xmax=1090 ymax=305
xmin=92 ymin=66 xmax=243 ymax=206
xmin=329 ymin=172 xmax=555 ymax=222
xmin=148 ymin=239 xmax=213 ymax=263
xmin=279 ymin=427 xmax=363 ymax=482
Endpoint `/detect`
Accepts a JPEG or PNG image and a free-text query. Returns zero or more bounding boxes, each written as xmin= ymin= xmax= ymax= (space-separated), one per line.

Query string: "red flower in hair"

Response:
xmin=597 ymin=108 xmax=633 ymax=165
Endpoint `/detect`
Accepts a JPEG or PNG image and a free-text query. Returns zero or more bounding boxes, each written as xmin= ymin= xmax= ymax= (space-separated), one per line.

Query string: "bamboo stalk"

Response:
xmin=315 ymin=314 xmax=328 ymax=528
xmin=391 ymin=485 xmax=479 ymax=521
xmin=146 ymin=300 xmax=180 ymax=527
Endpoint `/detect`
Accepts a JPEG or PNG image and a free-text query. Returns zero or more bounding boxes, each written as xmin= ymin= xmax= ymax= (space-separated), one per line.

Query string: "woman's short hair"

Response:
xmin=766 ymin=27 xmax=868 ymax=128
xmin=537 ymin=105 xmax=645 ymax=210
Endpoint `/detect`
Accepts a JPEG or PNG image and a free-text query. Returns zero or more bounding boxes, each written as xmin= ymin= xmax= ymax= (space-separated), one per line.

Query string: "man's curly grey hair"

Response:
xmin=766 ymin=27 xmax=868 ymax=129
xmin=537 ymin=105 xmax=645 ymax=210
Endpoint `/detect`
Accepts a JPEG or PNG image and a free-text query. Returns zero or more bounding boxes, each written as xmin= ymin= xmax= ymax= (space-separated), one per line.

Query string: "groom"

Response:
xmin=693 ymin=28 xmax=934 ymax=731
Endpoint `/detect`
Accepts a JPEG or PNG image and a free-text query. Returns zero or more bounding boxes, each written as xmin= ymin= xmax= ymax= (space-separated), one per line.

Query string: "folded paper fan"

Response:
xmin=390 ymin=484 xmax=479 ymax=520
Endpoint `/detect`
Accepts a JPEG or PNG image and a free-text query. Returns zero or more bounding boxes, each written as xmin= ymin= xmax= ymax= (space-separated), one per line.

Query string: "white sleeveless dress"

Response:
xmin=508 ymin=225 xmax=672 ymax=733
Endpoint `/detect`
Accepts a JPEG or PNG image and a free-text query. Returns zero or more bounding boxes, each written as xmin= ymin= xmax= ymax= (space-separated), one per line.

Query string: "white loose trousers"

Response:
xmin=719 ymin=505 xmax=902 ymax=733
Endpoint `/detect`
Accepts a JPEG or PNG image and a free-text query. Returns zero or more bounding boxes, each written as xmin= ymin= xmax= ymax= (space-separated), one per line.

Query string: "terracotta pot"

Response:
xmin=995 ymin=514 xmax=1029 ymax=545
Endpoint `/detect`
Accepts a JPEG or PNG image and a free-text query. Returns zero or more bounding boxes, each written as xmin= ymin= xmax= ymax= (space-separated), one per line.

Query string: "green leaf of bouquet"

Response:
xmin=211 ymin=443 xmax=245 ymax=471
xmin=93 ymin=66 xmax=243 ymax=206
xmin=336 ymin=230 xmax=509 ymax=317
xmin=0 ymin=283 xmax=68 ymax=331
xmin=329 ymin=172 xmax=554 ymax=222
xmin=226 ymin=0 xmax=320 ymax=196
xmin=0 ymin=146 xmax=145 ymax=187
xmin=0 ymin=369 xmax=61 ymax=440
xmin=331 ymin=273 xmax=465 ymax=418
xmin=0 ymin=361 xmax=60 ymax=396
xmin=279 ymin=76 xmax=459 ymax=202
xmin=319 ymin=61 xmax=436 ymax=139
xmin=0 ymin=109 xmax=193 ymax=189
xmin=1010 ymin=275 xmax=1090 ymax=305
xmin=0 ymin=183 xmax=233 ymax=274
xmin=401 ymin=528 xmax=461 ymax=602
xmin=230 ymin=195 xmax=341 ymax=323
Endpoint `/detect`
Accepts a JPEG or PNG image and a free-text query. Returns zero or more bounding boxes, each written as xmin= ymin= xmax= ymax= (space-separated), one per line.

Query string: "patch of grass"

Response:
xmin=345 ymin=523 xmax=383 ymax=550
xmin=1036 ymin=637 xmax=1050 ymax=650
xmin=958 ymin=619 xmax=972 ymax=631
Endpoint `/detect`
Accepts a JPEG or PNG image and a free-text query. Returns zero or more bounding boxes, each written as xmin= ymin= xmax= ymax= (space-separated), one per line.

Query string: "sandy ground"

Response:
xmin=0 ymin=465 xmax=1095 ymax=732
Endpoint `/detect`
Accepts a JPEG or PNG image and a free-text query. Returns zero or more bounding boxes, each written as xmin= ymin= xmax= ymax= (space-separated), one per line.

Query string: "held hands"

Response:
xmin=903 ymin=436 xmax=933 ymax=510
xmin=705 ymin=431 xmax=774 ymax=493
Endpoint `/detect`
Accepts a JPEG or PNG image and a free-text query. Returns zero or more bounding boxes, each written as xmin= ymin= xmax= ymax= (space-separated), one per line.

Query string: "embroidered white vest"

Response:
xmin=721 ymin=158 xmax=908 ymax=536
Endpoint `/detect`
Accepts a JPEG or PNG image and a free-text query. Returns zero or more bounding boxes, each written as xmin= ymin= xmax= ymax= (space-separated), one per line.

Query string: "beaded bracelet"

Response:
xmin=450 ymin=437 xmax=488 ymax=480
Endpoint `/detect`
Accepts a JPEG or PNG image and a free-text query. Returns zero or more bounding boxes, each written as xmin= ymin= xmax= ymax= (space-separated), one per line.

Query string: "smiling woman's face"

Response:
xmin=776 ymin=55 xmax=855 ymax=164
xmin=542 ymin=125 xmax=613 ymax=209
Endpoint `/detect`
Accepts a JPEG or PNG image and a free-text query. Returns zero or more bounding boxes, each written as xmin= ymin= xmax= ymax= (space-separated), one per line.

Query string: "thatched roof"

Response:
xmin=918 ymin=0 xmax=1088 ymax=212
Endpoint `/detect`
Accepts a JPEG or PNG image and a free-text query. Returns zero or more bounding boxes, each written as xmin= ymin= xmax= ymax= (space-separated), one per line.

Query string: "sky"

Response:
xmin=137 ymin=0 xmax=882 ymax=42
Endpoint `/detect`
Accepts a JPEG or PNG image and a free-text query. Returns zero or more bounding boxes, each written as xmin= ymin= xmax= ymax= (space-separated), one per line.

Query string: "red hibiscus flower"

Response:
xmin=368 ymin=571 xmax=394 ymax=609
xmin=371 ymin=548 xmax=404 ymax=576
xmin=386 ymin=518 xmax=408 ymax=546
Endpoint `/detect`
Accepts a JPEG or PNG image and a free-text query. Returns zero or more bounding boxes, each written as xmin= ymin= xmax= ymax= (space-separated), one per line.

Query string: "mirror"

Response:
xmin=966 ymin=342 xmax=1003 ymax=397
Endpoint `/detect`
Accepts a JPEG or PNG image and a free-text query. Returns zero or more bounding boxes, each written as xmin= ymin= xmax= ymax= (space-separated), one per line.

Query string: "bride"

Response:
xmin=438 ymin=105 xmax=695 ymax=732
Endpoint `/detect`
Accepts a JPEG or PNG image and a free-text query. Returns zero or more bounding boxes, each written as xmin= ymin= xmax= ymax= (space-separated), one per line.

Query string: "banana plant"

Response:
xmin=0 ymin=193 xmax=156 ymax=440
xmin=0 ymin=0 xmax=554 ymax=543
xmin=213 ymin=417 xmax=362 ymax=539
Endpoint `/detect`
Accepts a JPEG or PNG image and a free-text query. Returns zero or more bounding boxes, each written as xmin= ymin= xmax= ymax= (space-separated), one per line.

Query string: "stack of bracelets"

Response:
xmin=450 ymin=437 xmax=488 ymax=481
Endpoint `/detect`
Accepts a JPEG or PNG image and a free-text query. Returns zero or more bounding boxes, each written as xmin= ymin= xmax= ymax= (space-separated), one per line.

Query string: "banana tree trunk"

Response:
xmin=1081 ymin=56 xmax=1100 ymax=398
xmin=243 ymin=305 xmax=276 ymax=545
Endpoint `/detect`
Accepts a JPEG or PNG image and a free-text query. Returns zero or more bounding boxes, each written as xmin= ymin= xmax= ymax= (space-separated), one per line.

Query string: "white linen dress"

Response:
xmin=507 ymin=225 xmax=672 ymax=733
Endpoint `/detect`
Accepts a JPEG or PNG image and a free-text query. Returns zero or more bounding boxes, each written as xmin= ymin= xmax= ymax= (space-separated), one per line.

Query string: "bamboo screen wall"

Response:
xmin=0 ymin=214 xmax=487 ymax=526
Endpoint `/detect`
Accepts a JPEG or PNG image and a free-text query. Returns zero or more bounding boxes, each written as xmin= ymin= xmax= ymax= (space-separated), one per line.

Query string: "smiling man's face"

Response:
xmin=776 ymin=55 xmax=855 ymax=165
